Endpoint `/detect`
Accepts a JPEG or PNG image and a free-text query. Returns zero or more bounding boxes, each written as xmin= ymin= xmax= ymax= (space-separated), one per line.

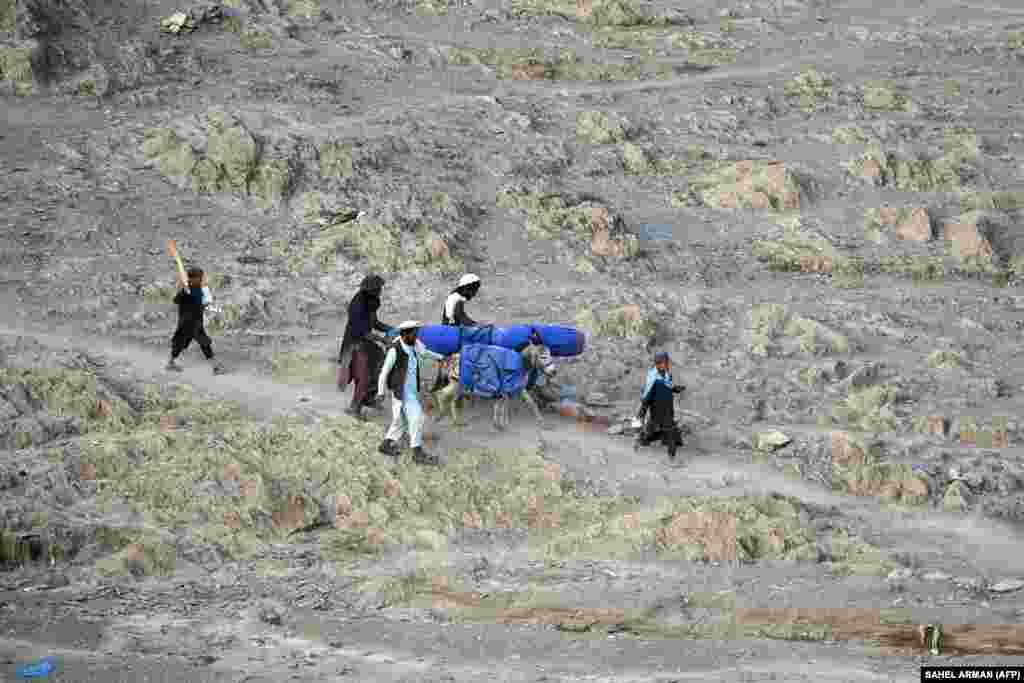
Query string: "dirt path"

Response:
xmin=4 ymin=314 xmax=1024 ymax=582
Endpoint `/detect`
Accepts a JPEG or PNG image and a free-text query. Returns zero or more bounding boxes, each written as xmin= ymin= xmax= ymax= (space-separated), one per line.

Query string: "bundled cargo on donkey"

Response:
xmin=418 ymin=323 xmax=585 ymax=357
xmin=459 ymin=344 xmax=528 ymax=398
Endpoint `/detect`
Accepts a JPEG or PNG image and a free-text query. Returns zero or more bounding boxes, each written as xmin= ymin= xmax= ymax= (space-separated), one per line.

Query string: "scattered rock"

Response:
xmin=921 ymin=570 xmax=951 ymax=582
xmin=988 ymin=579 xmax=1024 ymax=594
xmin=943 ymin=212 xmax=995 ymax=261
xmin=953 ymin=577 xmax=984 ymax=591
xmin=754 ymin=430 xmax=791 ymax=452
xmin=260 ymin=603 xmax=285 ymax=625
xmin=887 ymin=568 xmax=914 ymax=582
xmin=865 ymin=207 xmax=932 ymax=243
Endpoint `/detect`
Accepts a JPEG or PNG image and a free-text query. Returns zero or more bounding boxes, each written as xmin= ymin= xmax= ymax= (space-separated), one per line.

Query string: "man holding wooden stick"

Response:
xmin=166 ymin=240 xmax=225 ymax=374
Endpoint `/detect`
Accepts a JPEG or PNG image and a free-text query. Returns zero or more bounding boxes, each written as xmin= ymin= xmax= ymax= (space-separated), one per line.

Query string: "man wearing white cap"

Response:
xmin=377 ymin=320 xmax=447 ymax=465
xmin=432 ymin=273 xmax=486 ymax=400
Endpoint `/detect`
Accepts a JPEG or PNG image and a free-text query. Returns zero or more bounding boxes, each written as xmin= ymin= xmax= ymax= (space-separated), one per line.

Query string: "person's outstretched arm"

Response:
xmin=377 ymin=348 xmax=397 ymax=398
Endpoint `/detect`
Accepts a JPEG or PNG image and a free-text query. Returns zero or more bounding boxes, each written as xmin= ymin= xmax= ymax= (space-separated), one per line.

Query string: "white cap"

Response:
xmin=458 ymin=273 xmax=480 ymax=288
xmin=397 ymin=320 xmax=422 ymax=331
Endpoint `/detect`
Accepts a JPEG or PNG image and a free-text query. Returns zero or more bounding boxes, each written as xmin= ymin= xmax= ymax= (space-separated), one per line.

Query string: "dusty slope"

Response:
xmin=4 ymin=0 xmax=1024 ymax=679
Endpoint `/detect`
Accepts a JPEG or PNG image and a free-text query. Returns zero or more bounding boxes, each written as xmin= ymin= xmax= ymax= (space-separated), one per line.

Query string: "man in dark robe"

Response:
xmin=338 ymin=274 xmax=395 ymax=419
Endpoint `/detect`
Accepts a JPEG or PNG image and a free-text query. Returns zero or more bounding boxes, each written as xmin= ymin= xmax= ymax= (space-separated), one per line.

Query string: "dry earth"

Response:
xmin=3 ymin=0 xmax=1024 ymax=679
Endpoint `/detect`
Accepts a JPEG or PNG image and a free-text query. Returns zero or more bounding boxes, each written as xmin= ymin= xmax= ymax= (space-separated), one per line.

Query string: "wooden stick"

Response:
xmin=166 ymin=239 xmax=187 ymax=285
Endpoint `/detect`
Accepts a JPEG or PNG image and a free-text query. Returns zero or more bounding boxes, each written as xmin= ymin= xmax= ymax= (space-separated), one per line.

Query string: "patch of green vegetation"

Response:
xmin=0 ymin=46 xmax=34 ymax=96
xmin=544 ymin=60 xmax=643 ymax=81
xmin=573 ymin=256 xmax=597 ymax=273
xmin=410 ymin=224 xmax=465 ymax=274
xmin=255 ymin=559 xmax=291 ymax=577
xmin=307 ymin=215 xmax=397 ymax=272
xmin=798 ymin=367 xmax=823 ymax=387
xmin=863 ymin=207 xmax=927 ymax=244
xmin=446 ymin=46 xmax=546 ymax=67
xmin=431 ymin=191 xmax=452 ymax=213
xmin=720 ymin=17 xmax=736 ymax=33
xmin=845 ymin=145 xmax=962 ymax=192
xmin=250 ymin=159 xmax=292 ymax=209
xmin=748 ymin=303 xmax=787 ymax=356
xmin=748 ymin=305 xmax=848 ymax=357
xmin=783 ymin=317 xmax=850 ymax=355
xmin=222 ymin=15 xmax=244 ymax=33
xmin=831 ymin=384 xmax=898 ymax=433
xmin=142 ymin=128 xmax=196 ymax=178
xmin=301 ymin=192 xmax=323 ymax=223
xmin=960 ymin=190 xmax=1024 ymax=212
xmin=943 ymin=481 xmax=968 ymax=512
xmin=685 ymin=48 xmax=736 ymax=67
xmin=318 ymin=142 xmax=354 ymax=179
xmin=448 ymin=46 xmax=651 ymax=81
xmin=944 ymin=79 xmax=961 ymax=98
xmin=575 ymin=305 xmax=656 ymax=340
xmin=783 ymin=68 xmax=833 ymax=112
xmin=270 ymin=352 xmax=335 ymax=385
xmin=927 ymin=350 xmax=963 ymax=369
xmin=1008 ymin=31 xmax=1024 ymax=50
xmin=751 ymin=236 xmax=834 ymax=273
xmin=205 ymin=111 xmax=257 ymax=194
xmin=753 ymin=431 xmax=791 ymax=455
xmin=511 ymin=0 xmax=669 ymax=26
xmin=0 ymin=530 xmax=53 ymax=566
xmin=670 ymin=31 xmax=710 ymax=50
xmin=75 ymin=384 xmax=584 ymax=564
xmin=620 ymin=143 xmax=689 ymax=176
xmin=655 ymin=494 xmax=818 ymax=563
xmin=287 ymin=0 xmax=320 ymax=18
xmin=576 ymin=111 xmax=626 ymax=144
xmin=878 ymin=255 xmax=946 ymax=283
xmin=95 ymin=530 xmax=177 ymax=577
xmin=832 ymin=125 xmax=868 ymax=144
xmin=77 ymin=80 xmax=97 ymax=96
xmin=861 ymin=80 xmax=915 ymax=112
xmin=416 ymin=0 xmax=449 ymax=14
xmin=827 ymin=530 xmax=897 ymax=577
xmin=206 ymin=303 xmax=243 ymax=336
xmin=0 ymin=368 xmax=139 ymax=434
xmin=0 ymin=0 xmax=15 ymax=33
xmin=590 ymin=26 xmax=660 ymax=52
xmin=497 ymin=189 xmax=639 ymax=257
xmin=944 ymin=126 xmax=981 ymax=165
xmin=240 ymin=31 xmax=273 ymax=50
xmin=689 ymin=160 xmax=802 ymax=210
xmin=831 ymin=256 xmax=865 ymax=289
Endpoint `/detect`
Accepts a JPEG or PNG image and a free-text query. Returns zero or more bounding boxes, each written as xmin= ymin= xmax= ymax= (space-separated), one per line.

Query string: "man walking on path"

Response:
xmin=338 ymin=274 xmax=395 ymax=420
xmin=378 ymin=320 xmax=447 ymax=465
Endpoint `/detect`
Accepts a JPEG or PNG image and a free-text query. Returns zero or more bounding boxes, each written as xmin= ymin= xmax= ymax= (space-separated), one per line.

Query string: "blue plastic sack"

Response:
xmin=16 ymin=657 xmax=57 ymax=679
xmin=418 ymin=324 xmax=584 ymax=357
xmin=459 ymin=344 xmax=527 ymax=398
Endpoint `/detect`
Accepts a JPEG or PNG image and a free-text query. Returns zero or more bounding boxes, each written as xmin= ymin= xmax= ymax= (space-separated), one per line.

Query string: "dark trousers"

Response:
xmin=639 ymin=420 xmax=683 ymax=453
xmin=171 ymin=320 xmax=214 ymax=360
xmin=349 ymin=340 xmax=384 ymax=406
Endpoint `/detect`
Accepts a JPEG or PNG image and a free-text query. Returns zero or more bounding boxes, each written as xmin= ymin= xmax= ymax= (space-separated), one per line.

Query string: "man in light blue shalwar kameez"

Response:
xmin=377 ymin=320 xmax=446 ymax=465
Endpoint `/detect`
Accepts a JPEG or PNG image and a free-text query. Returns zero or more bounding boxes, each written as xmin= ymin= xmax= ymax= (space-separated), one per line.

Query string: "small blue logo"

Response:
xmin=638 ymin=223 xmax=674 ymax=241
xmin=16 ymin=656 xmax=57 ymax=679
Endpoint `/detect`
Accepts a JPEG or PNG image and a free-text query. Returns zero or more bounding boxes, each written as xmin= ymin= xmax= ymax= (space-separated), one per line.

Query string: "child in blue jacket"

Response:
xmin=634 ymin=351 xmax=684 ymax=459
xmin=166 ymin=266 xmax=225 ymax=374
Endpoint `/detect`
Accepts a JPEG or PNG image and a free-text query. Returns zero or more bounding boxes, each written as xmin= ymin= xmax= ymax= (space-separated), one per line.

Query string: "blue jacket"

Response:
xmin=641 ymin=367 xmax=674 ymax=402
xmin=640 ymin=367 xmax=677 ymax=427
xmin=173 ymin=286 xmax=206 ymax=327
